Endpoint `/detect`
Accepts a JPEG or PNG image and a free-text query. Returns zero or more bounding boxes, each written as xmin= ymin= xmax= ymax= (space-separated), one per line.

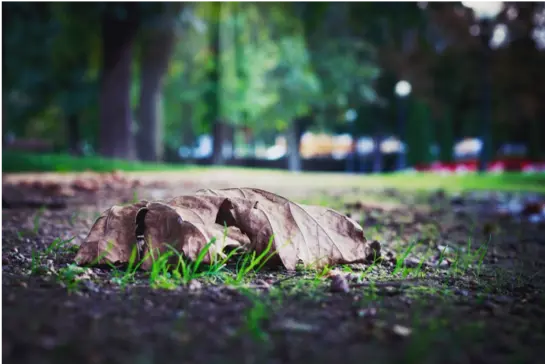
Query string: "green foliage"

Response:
xmin=5 ymin=1 xmax=543 ymax=161
xmin=160 ymin=2 xmax=380 ymax=143
xmin=3 ymin=2 xmax=381 ymax=152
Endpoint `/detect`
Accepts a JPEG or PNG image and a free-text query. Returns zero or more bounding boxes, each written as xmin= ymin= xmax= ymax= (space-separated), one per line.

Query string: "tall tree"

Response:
xmin=204 ymin=2 xmax=225 ymax=165
xmin=98 ymin=3 xmax=141 ymax=159
xmin=136 ymin=3 xmax=183 ymax=161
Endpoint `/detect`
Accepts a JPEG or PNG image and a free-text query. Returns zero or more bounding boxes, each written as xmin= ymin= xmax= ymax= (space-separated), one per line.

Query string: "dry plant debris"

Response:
xmin=75 ymin=188 xmax=380 ymax=270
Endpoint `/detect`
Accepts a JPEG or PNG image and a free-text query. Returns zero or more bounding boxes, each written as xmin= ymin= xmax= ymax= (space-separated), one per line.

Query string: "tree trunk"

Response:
xmin=98 ymin=4 xmax=140 ymax=159
xmin=208 ymin=3 xmax=224 ymax=165
xmin=438 ymin=111 xmax=454 ymax=163
xmin=478 ymin=19 xmax=493 ymax=173
xmin=396 ymin=96 xmax=408 ymax=171
xmin=212 ymin=120 xmax=227 ymax=164
xmin=136 ymin=6 xmax=179 ymax=162
xmin=372 ymin=116 xmax=384 ymax=173
xmin=528 ymin=118 xmax=542 ymax=160
xmin=0 ymin=6 xmax=9 ymax=149
xmin=225 ymin=124 xmax=235 ymax=160
xmin=286 ymin=117 xmax=308 ymax=172
xmin=182 ymin=103 xmax=195 ymax=149
xmin=407 ymin=100 xmax=434 ymax=167
xmin=372 ymin=133 xmax=384 ymax=173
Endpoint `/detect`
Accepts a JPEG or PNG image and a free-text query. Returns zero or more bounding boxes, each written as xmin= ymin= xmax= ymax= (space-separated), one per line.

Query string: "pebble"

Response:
xmin=188 ymin=280 xmax=203 ymax=291
xmin=329 ymin=274 xmax=350 ymax=293
xmin=392 ymin=324 xmax=412 ymax=337
xmin=455 ymin=289 xmax=469 ymax=297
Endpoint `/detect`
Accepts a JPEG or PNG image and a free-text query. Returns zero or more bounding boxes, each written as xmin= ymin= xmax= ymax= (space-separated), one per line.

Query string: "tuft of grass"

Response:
xmin=118 ymin=233 xmax=281 ymax=290
xmin=56 ymin=264 xmax=91 ymax=293
xmin=30 ymin=236 xmax=75 ymax=275
xmin=108 ymin=245 xmax=146 ymax=288
xmin=226 ymin=235 xmax=277 ymax=285
xmin=393 ymin=241 xmax=417 ymax=275
xmin=32 ymin=206 xmax=46 ymax=235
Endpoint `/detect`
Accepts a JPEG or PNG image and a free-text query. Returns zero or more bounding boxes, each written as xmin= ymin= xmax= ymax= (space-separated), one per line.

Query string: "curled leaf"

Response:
xmin=74 ymin=201 xmax=148 ymax=266
xmin=75 ymin=188 xmax=372 ymax=271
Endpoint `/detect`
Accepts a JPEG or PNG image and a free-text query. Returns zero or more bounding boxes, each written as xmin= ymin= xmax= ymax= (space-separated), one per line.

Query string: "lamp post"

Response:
xmin=462 ymin=2 xmax=503 ymax=173
xmin=345 ymin=108 xmax=358 ymax=173
xmin=394 ymin=80 xmax=412 ymax=171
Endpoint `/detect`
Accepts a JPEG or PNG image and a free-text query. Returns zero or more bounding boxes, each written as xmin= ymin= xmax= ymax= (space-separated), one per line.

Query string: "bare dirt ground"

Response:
xmin=3 ymin=171 xmax=545 ymax=364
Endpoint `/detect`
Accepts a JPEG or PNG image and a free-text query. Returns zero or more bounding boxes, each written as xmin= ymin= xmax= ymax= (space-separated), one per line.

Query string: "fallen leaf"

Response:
xmin=74 ymin=201 xmax=149 ymax=266
xmin=136 ymin=200 xmax=245 ymax=270
xmin=197 ymin=188 xmax=370 ymax=270
xmin=75 ymin=188 xmax=372 ymax=271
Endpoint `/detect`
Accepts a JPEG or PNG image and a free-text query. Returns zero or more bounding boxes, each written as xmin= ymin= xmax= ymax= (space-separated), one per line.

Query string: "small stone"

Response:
xmin=82 ymin=280 xmax=100 ymax=293
xmin=276 ymin=318 xmax=316 ymax=332
xmin=403 ymin=257 xmax=420 ymax=268
xmin=357 ymin=307 xmax=377 ymax=318
xmin=329 ymin=274 xmax=350 ymax=293
xmin=144 ymin=299 xmax=154 ymax=308
xmin=455 ymin=289 xmax=469 ymax=297
xmin=188 ymin=280 xmax=202 ymax=291
xmin=392 ymin=324 xmax=412 ymax=337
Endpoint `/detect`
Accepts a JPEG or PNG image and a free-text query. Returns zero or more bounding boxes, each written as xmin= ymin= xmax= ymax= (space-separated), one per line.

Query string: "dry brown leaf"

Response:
xmin=75 ymin=188 xmax=373 ymax=271
xmin=196 ymin=188 xmax=370 ymax=270
xmin=74 ymin=201 xmax=149 ymax=266
xmin=75 ymin=195 xmax=248 ymax=269
xmin=136 ymin=201 xmax=245 ymax=270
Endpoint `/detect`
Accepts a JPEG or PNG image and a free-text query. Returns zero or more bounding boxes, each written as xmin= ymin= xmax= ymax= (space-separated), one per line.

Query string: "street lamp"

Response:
xmin=345 ymin=108 xmax=358 ymax=173
xmin=462 ymin=2 xmax=503 ymax=173
xmin=394 ymin=80 xmax=412 ymax=171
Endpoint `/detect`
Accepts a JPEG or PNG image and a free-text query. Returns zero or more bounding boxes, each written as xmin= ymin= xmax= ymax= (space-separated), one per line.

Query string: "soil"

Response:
xmin=3 ymin=171 xmax=545 ymax=364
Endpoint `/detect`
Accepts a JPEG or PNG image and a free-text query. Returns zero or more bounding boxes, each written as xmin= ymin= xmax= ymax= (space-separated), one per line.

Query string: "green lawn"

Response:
xmin=3 ymin=151 xmax=545 ymax=193
xmin=346 ymin=171 xmax=545 ymax=193
xmin=2 ymin=151 xmax=194 ymax=173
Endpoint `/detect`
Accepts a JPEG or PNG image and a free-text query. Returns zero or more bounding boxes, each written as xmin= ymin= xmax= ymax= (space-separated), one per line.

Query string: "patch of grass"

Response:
xmin=5 ymin=151 xmax=544 ymax=193
xmin=224 ymin=236 xmax=277 ymax=285
xmin=2 ymin=151 xmax=194 ymax=173
xmin=30 ymin=236 xmax=75 ymax=275
xmin=393 ymin=241 xmax=417 ymax=276
xmin=109 ymin=234 xmax=276 ymax=290
xmin=108 ymin=246 xmax=145 ymax=288
xmin=56 ymin=264 xmax=91 ymax=293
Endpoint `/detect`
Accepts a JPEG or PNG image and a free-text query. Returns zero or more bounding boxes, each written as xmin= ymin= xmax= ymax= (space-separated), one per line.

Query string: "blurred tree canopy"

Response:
xmin=3 ymin=1 xmax=545 ymax=167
